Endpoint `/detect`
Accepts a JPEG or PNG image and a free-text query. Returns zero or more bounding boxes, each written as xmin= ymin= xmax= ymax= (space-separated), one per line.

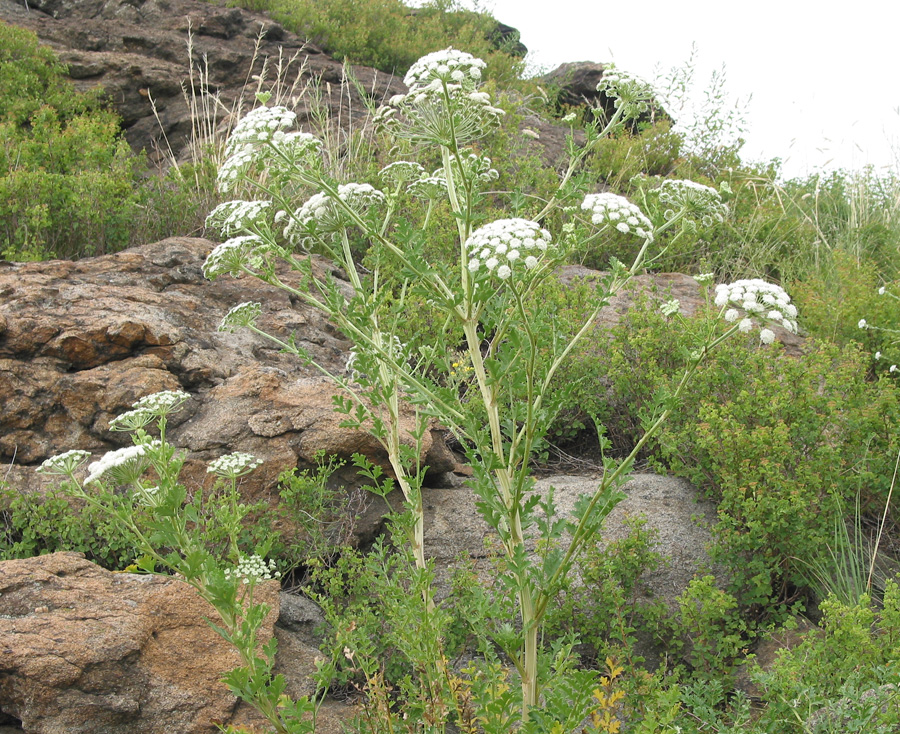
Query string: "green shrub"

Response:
xmin=0 ymin=482 xmax=137 ymax=569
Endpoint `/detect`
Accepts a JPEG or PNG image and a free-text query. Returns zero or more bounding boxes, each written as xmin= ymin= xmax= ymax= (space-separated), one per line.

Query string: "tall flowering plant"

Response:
xmin=201 ymin=48 xmax=797 ymax=725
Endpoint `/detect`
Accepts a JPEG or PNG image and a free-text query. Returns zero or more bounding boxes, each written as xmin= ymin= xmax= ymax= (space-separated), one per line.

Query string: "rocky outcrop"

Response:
xmin=0 ymin=237 xmax=457 ymax=502
xmin=0 ymin=552 xmax=279 ymax=732
xmin=0 ymin=0 xmax=407 ymax=161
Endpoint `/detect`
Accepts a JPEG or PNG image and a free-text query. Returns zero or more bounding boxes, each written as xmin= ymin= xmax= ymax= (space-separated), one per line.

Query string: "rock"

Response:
xmin=0 ymin=237 xmax=457 ymax=508
xmin=424 ymin=473 xmax=720 ymax=605
xmin=0 ymin=551 xmax=281 ymax=733
xmin=541 ymin=61 xmax=668 ymax=128
xmin=0 ymin=0 xmax=407 ymax=162
xmin=0 ymin=552 xmax=358 ymax=734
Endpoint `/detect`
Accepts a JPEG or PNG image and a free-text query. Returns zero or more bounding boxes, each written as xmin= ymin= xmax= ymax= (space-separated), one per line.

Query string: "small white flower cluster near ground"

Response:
xmin=219 ymin=301 xmax=263 ymax=333
xmin=224 ymin=554 xmax=281 ymax=584
xmin=207 ymin=451 xmax=263 ymax=479
xmin=218 ymin=106 xmax=299 ymax=192
xmin=403 ymin=48 xmax=486 ymax=94
xmin=206 ymin=200 xmax=272 ymax=237
xmin=465 ymin=219 xmax=553 ymax=280
xmin=285 ymin=183 xmax=385 ymax=244
xmin=202 ymin=235 xmax=266 ymax=280
xmin=658 ymin=179 xmax=729 ymax=227
xmin=85 ymin=441 xmax=160 ymax=485
xmin=581 ymin=192 xmax=653 ymax=240
xmin=596 ymin=64 xmax=656 ymax=116
xmin=36 ymin=449 xmax=92 ymax=476
xmin=715 ymin=279 xmax=798 ymax=342
xmin=693 ymin=272 xmax=715 ymax=286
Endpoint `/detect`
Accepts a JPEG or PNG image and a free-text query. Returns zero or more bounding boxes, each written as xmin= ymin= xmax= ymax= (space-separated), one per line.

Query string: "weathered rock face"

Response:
xmin=0 ymin=551 xmax=280 ymax=733
xmin=0 ymin=0 xmax=407 ymax=161
xmin=0 ymin=237 xmax=457 ymax=501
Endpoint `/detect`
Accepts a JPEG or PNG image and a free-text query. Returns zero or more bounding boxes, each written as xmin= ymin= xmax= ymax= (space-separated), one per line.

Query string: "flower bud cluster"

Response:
xmin=207 ymin=451 xmax=263 ymax=479
xmin=206 ymin=200 xmax=272 ymax=237
xmin=85 ymin=441 xmax=161 ymax=485
xmin=285 ymin=183 xmax=385 ymax=244
xmin=465 ymin=219 xmax=553 ymax=280
xmin=659 ymin=179 xmax=729 ymax=226
xmin=203 ymin=235 xmax=267 ymax=280
xmin=596 ymin=64 xmax=656 ymax=117
xmin=219 ymin=301 xmax=263 ymax=332
xmin=36 ymin=449 xmax=92 ymax=476
xmin=581 ymin=192 xmax=653 ymax=240
xmin=224 ymin=554 xmax=281 ymax=584
xmin=715 ymin=279 xmax=798 ymax=340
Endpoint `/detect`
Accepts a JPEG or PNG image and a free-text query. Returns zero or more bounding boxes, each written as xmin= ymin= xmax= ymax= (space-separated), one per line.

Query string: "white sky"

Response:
xmin=481 ymin=0 xmax=900 ymax=180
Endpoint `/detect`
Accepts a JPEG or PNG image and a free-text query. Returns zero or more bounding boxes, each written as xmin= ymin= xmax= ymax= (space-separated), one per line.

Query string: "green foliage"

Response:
xmin=0 ymin=482 xmax=137 ymax=569
xmin=749 ymin=585 xmax=900 ymax=733
xmin=675 ymin=575 xmax=747 ymax=679
xmin=547 ymin=515 xmax=672 ymax=668
xmin=226 ymin=0 xmax=520 ymax=78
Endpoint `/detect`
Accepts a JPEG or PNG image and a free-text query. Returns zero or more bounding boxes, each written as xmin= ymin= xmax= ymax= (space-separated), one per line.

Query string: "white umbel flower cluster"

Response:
xmin=224 ymin=554 xmax=281 ymax=584
xmin=714 ymin=279 xmax=798 ymax=338
xmin=84 ymin=441 xmax=160 ymax=485
xmin=403 ymin=48 xmax=486 ymax=93
xmin=465 ymin=219 xmax=553 ymax=280
xmin=218 ymin=106 xmax=300 ymax=192
xmin=596 ymin=64 xmax=656 ymax=116
xmin=203 ymin=235 xmax=266 ymax=280
xmin=581 ymin=193 xmax=653 ymax=240
xmin=206 ymin=200 xmax=272 ymax=237
xmin=219 ymin=301 xmax=263 ymax=333
xmin=659 ymin=179 xmax=729 ymax=226
xmin=378 ymin=161 xmax=426 ymax=187
xmin=376 ymin=49 xmax=503 ymax=145
xmin=36 ymin=449 xmax=92 ymax=476
xmin=207 ymin=451 xmax=263 ymax=479
xmin=133 ymin=390 xmax=191 ymax=414
xmin=285 ymin=183 xmax=385 ymax=244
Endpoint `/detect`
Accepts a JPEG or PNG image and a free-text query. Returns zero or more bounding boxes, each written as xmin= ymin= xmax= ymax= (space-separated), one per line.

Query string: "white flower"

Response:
xmin=219 ymin=301 xmax=263 ymax=332
xmin=879 ymin=286 xmax=886 ymax=295
xmin=562 ymin=112 xmax=578 ymax=123
xmin=714 ymin=279 xmax=797 ymax=343
xmin=892 ymin=365 xmax=898 ymax=374
xmin=596 ymin=64 xmax=656 ymax=117
xmin=36 ymin=449 xmax=92 ymax=476
xmin=133 ymin=391 xmax=191 ymax=415
xmin=85 ymin=441 xmax=160 ymax=485
xmin=660 ymin=299 xmax=681 ymax=316
xmin=224 ymin=553 xmax=281 ymax=584
xmin=207 ymin=451 xmax=263 ymax=479
xmin=206 ymin=200 xmax=272 ymax=237
xmin=693 ymin=272 xmax=715 ymax=285
xmin=581 ymin=192 xmax=653 ymax=241
xmin=875 ymin=351 xmax=882 ymax=359
xmin=759 ymin=328 xmax=776 ymax=345
xmin=465 ymin=219 xmax=553 ymax=280
xmin=286 ymin=183 xmax=385 ymax=244
xmin=404 ymin=48 xmax=487 ymax=94
xmin=658 ymin=179 xmax=729 ymax=225
xmin=378 ymin=161 xmax=426 ymax=186
xmin=858 ymin=319 xmax=868 ymax=329
xmin=203 ymin=235 xmax=267 ymax=280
